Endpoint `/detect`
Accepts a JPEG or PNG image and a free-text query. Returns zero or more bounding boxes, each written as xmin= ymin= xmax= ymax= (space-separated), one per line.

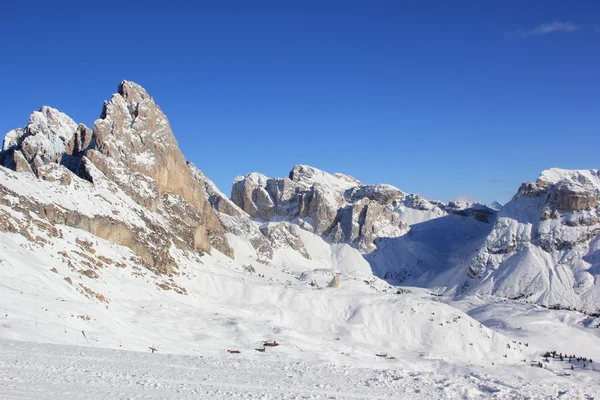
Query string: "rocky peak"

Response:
xmin=118 ymin=80 xmax=151 ymax=104
xmin=513 ymin=168 xmax=600 ymax=212
xmin=231 ymin=164 xmax=492 ymax=253
xmin=94 ymin=80 xmax=178 ymax=162
xmin=0 ymin=80 xmax=235 ymax=272
xmin=0 ymin=106 xmax=92 ymax=177
xmin=536 ymin=168 xmax=600 ymax=188
xmin=346 ymin=184 xmax=404 ymax=205
xmin=538 ymin=168 xmax=600 ymax=212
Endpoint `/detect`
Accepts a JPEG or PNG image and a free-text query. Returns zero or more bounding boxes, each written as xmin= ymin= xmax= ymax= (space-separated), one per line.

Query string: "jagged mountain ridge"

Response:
xmin=0 ymin=81 xmax=354 ymax=275
xmin=1 ymin=80 xmax=599 ymax=315
xmin=1 ymin=83 xmax=538 ymax=373
xmin=231 ymin=164 xmax=495 ymax=253
xmin=0 ymin=82 xmax=241 ymax=273
xmin=232 ymin=164 xmax=600 ymax=313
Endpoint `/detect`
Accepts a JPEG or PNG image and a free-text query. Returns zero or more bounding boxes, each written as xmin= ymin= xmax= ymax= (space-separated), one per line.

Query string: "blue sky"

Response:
xmin=1 ymin=1 xmax=598 ymax=204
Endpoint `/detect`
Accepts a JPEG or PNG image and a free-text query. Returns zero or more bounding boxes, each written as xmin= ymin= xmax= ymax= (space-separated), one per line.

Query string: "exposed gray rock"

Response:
xmin=231 ymin=165 xmax=490 ymax=253
xmin=259 ymin=223 xmax=310 ymax=259
xmin=0 ymin=80 xmax=235 ymax=271
xmin=189 ymin=164 xmax=273 ymax=262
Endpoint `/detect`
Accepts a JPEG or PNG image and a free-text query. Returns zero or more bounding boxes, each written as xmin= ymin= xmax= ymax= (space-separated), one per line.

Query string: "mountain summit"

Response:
xmin=0 ymin=81 xmax=234 ymax=273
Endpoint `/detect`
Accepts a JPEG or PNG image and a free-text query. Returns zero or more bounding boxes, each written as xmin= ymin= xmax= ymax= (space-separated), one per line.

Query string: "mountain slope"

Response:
xmin=456 ymin=168 xmax=600 ymax=314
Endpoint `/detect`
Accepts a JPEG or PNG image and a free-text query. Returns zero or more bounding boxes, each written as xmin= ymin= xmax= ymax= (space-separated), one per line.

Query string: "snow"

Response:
xmin=367 ymin=213 xmax=493 ymax=288
xmin=7 ymin=106 xmax=80 ymax=163
xmin=1 ymin=83 xmax=599 ymax=398
xmin=1 ymin=210 xmax=600 ymax=398
xmin=2 ymin=129 xmax=23 ymax=150
xmin=233 ymin=172 xmax=270 ymax=187
xmin=538 ymin=168 xmax=600 ymax=190
xmin=455 ymin=167 xmax=600 ymax=313
xmin=132 ymin=149 xmax=156 ymax=167
xmin=291 ymin=164 xmax=360 ymax=191
xmin=488 ymin=201 xmax=503 ymax=211
xmin=0 ymin=163 xmax=153 ymax=229
xmin=2 ymin=338 xmax=599 ymax=400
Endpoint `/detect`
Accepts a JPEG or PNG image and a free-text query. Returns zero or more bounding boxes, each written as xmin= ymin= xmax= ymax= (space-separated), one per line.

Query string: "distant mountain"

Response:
xmin=488 ymin=200 xmax=504 ymax=211
xmin=231 ymin=165 xmax=494 ymax=253
xmin=231 ymin=165 xmax=600 ymax=314
xmin=457 ymin=168 xmax=600 ymax=314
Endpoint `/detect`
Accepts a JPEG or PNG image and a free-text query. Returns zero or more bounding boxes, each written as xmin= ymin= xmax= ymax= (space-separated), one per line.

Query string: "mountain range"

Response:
xmin=1 ymin=81 xmax=599 ymax=317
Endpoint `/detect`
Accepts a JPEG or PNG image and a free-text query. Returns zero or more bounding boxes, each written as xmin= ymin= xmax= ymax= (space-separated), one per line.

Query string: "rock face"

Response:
xmin=189 ymin=164 xmax=274 ymax=263
xmin=87 ymin=81 xmax=232 ymax=257
xmin=0 ymin=106 xmax=93 ymax=176
xmin=92 ymin=82 xmax=201 ymax=209
xmin=327 ymin=275 xmax=341 ymax=288
xmin=0 ymin=81 xmax=234 ymax=272
xmin=458 ymin=168 xmax=600 ymax=314
xmin=231 ymin=165 xmax=494 ymax=252
xmin=259 ymin=222 xmax=310 ymax=259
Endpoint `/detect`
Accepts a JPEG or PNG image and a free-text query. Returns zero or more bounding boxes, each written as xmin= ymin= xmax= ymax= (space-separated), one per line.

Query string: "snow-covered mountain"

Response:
xmin=232 ymin=164 xmax=495 ymax=253
xmin=457 ymin=168 xmax=600 ymax=314
xmin=0 ymin=82 xmax=235 ymax=271
xmin=231 ymin=165 xmax=499 ymax=292
xmin=232 ymin=164 xmax=600 ymax=315
xmin=488 ymin=200 xmax=504 ymax=211
xmin=2 ymin=82 xmax=598 ymax=315
xmin=1 ymin=81 xmax=600 ymax=398
xmin=0 ymin=82 xmax=515 ymax=360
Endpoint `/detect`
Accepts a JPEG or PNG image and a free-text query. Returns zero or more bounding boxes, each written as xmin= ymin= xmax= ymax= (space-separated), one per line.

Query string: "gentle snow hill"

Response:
xmin=0 ymin=214 xmax=527 ymax=367
xmin=2 ymin=218 xmax=600 ymax=398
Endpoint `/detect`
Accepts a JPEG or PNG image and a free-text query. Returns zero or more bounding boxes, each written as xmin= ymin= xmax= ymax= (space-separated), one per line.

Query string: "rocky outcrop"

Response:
xmin=0 ymin=80 xmax=235 ymax=272
xmin=189 ymin=164 xmax=272 ymax=262
xmin=327 ymin=275 xmax=341 ymax=288
xmin=0 ymin=107 xmax=93 ymax=177
xmin=0 ymin=163 xmax=176 ymax=273
xmin=232 ymin=164 xmax=493 ymax=252
xmin=88 ymin=81 xmax=232 ymax=257
xmin=259 ymin=222 xmax=310 ymax=259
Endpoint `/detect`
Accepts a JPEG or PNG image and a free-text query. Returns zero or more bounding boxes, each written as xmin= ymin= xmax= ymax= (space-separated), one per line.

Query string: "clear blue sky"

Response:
xmin=1 ymin=1 xmax=598 ymax=204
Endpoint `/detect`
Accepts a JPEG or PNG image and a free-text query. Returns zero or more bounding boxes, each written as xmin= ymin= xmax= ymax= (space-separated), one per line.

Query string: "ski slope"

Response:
xmin=1 ymin=339 xmax=598 ymax=400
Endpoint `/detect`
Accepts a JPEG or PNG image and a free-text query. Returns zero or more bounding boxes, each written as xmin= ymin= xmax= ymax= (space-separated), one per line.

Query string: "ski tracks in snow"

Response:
xmin=1 ymin=339 xmax=597 ymax=399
